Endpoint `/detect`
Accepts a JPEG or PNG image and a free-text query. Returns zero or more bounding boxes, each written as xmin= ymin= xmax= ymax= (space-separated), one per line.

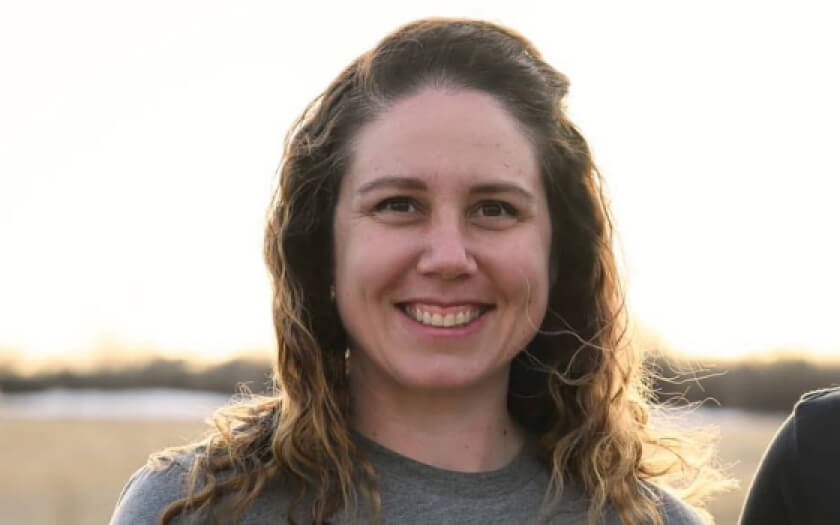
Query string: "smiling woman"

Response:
xmin=334 ymin=88 xmax=552 ymax=400
xmin=109 ymin=18 xmax=729 ymax=525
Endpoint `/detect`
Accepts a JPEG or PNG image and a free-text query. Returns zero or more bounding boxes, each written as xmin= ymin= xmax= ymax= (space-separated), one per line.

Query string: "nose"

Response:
xmin=416 ymin=214 xmax=477 ymax=279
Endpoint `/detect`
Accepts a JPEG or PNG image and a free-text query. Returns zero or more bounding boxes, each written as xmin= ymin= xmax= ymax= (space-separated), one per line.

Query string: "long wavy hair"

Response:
xmin=153 ymin=18 xmax=729 ymax=525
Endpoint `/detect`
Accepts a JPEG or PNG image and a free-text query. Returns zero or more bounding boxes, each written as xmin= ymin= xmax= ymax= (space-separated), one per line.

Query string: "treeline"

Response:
xmin=1 ymin=356 xmax=837 ymax=412
xmin=0 ymin=358 xmax=275 ymax=395
xmin=650 ymin=357 xmax=840 ymax=412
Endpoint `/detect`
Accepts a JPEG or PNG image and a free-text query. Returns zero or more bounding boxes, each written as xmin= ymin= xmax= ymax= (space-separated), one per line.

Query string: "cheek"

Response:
xmin=519 ymin=256 xmax=551 ymax=313
xmin=476 ymin=238 xmax=550 ymax=323
xmin=333 ymin=225 xmax=417 ymax=297
xmin=498 ymin=231 xmax=552 ymax=320
xmin=506 ymin=231 xmax=551 ymax=289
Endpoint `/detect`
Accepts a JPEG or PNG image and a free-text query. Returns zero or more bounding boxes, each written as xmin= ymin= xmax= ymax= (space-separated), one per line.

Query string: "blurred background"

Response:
xmin=1 ymin=1 xmax=838 ymax=523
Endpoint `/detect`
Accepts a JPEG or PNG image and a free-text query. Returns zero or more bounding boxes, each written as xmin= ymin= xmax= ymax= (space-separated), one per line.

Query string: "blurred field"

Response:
xmin=0 ymin=419 xmax=207 ymax=525
xmin=0 ymin=412 xmax=785 ymax=525
xmin=702 ymin=411 xmax=786 ymax=524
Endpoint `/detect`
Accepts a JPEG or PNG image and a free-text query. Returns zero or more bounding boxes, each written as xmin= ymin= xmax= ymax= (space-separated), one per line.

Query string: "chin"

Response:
xmin=391 ymin=361 xmax=501 ymax=392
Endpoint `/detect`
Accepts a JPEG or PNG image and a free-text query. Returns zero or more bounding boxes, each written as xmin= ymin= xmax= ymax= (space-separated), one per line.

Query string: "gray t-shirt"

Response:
xmin=109 ymin=434 xmax=703 ymax=524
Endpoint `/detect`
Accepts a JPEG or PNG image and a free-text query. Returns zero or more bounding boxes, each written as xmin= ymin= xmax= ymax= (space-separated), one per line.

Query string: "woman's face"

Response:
xmin=333 ymin=87 xmax=552 ymax=393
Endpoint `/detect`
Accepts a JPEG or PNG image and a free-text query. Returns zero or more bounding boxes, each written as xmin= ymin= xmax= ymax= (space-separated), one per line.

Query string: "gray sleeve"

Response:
xmin=108 ymin=462 xmax=190 ymax=525
xmin=658 ymin=488 xmax=705 ymax=525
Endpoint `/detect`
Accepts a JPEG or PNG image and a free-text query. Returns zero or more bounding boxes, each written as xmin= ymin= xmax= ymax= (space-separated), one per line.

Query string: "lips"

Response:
xmin=398 ymin=302 xmax=493 ymax=328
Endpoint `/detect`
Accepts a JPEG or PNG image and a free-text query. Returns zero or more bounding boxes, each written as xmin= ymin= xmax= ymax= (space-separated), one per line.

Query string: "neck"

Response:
xmin=348 ymin=358 xmax=526 ymax=472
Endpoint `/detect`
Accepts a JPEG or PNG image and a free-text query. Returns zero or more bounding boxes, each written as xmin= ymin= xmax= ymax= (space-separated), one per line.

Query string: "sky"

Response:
xmin=1 ymin=1 xmax=839 ymax=369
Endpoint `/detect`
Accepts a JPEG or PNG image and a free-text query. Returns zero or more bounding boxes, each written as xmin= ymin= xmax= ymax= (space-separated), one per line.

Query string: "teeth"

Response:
xmin=404 ymin=304 xmax=483 ymax=328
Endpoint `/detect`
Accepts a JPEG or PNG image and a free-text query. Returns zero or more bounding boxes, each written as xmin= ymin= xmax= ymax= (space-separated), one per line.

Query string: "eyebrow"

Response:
xmin=357 ymin=176 xmax=426 ymax=195
xmin=357 ymin=176 xmax=535 ymax=201
xmin=470 ymin=182 xmax=535 ymax=202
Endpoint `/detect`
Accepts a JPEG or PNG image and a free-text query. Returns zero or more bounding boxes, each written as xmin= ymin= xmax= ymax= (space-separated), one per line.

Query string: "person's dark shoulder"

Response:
xmin=740 ymin=387 xmax=840 ymax=525
xmin=789 ymin=387 xmax=840 ymax=523
xmin=794 ymin=386 xmax=840 ymax=418
xmin=108 ymin=452 xmax=196 ymax=525
xmin=792 ymin=386 xmax=840 ymax=461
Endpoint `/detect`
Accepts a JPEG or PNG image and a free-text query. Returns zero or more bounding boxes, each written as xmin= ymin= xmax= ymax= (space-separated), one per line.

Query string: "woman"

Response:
xmin=110 ymin=18 xmax=724 ymax=525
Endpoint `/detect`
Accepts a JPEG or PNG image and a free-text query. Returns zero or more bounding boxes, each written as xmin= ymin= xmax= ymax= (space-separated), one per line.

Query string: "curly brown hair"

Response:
xmin=153 ymin=17 xmax=729 ymax=525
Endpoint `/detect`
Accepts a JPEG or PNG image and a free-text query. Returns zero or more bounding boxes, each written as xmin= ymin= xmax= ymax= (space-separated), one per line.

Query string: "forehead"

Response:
xmin=344 ymin=88 xmax=541 ymax=192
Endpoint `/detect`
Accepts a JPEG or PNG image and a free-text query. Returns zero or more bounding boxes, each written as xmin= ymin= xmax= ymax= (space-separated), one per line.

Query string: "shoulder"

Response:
xmin=761 ymin=387 xmax=840 ymax=459
xmin=108 ymin=453 xmax=196 ymax=525
xmin=650 ymin=485 xmax=706 ymax=525
xmin=739 ymin=387 xmax=840 ymax=524
xmin=794 ymin=386 xmax=840 ymax=418
xmin=789 ymin=386 xmax=840 ymax=458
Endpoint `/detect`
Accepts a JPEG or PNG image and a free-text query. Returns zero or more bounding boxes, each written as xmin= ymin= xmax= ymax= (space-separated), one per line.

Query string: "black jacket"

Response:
xmin=739 ymin=387 xmax=840 ymax=525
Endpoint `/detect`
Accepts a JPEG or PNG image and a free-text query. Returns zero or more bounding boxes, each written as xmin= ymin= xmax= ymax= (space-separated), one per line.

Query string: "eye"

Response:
xmin=374 ymin=197 xmax=419 ymax=214
xmin=474 ymin=201 xmax=518 ymax=218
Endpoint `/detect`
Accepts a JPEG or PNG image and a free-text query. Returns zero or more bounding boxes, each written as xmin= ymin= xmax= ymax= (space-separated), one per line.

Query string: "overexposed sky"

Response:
xmin=1 ymin=1 xmax=838 ymax=368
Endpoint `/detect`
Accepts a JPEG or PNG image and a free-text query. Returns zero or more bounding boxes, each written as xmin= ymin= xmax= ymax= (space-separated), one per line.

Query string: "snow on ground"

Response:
xmin=0 ymin=388 xmax=233 ymax=420
xmin=0 ymin=388 xmax=788 ymax=427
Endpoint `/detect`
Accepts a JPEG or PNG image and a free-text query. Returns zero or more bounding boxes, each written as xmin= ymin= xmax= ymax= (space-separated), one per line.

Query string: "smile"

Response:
xmin=399 ymin=303 xmax=491 ymax=328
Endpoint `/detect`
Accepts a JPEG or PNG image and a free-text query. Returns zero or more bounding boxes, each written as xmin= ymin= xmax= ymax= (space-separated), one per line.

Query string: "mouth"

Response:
xmin=397 ymin=302 xmax=494 ymax=328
